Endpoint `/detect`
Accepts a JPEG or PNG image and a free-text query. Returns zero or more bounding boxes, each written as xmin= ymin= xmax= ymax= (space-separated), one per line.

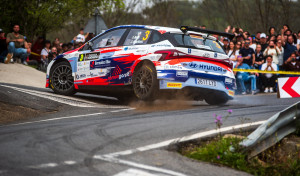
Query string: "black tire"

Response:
xmin=204 ymin=92 xmax=229 ymax=105
xmin=49 ymin=61 xmax=76 ymax=96
xmin=132 ymin=63 xmax=158 ymax=101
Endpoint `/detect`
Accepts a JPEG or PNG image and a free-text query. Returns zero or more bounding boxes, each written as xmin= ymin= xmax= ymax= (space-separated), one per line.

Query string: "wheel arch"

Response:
xmin=51 ymin=58 xmax=71 ymax=71
xmin=132 ymin=59 xmax=157 ymax=75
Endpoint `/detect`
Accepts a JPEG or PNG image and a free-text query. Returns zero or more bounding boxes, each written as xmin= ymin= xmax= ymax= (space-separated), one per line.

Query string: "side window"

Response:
xmin=124 ymin=29 xmax=152 ymax=46
xmin=92 ymin=29 xmax=126 ymax=49
xmin=149 ymin=31 xmax=163 ymax=44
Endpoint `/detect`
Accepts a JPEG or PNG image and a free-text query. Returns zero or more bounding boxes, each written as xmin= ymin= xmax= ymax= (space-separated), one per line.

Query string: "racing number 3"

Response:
xmin=143 ymin=31 xmax=150 ymax=41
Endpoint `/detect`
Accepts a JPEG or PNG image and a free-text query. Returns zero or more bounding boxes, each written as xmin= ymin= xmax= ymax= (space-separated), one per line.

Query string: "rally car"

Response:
xmin=46 ymin=25 xmax=236 ymax=105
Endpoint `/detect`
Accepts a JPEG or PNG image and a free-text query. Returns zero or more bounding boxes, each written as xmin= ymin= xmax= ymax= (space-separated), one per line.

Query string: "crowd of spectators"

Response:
xmin=0 ymin=25 xmax=93 ymax=71
xmin=221 ymin=25 xmax=300 ymax=95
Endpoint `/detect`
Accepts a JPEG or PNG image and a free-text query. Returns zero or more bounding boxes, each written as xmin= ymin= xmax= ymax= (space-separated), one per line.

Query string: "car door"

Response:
xmin=76 ymin=28 xmax=127 ymax=86
xmin=108 ymin=28 xmax=154 ymax=85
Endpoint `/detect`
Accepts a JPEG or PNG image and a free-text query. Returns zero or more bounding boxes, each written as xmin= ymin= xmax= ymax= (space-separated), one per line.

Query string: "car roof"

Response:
xmin=91 ymin=25 xmax=217 ymax=42
xmin=105 ymin=25 xmax=182 ymax=34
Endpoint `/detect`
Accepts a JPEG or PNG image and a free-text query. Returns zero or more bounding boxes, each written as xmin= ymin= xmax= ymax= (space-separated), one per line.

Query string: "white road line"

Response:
xmin=95 ymin=155 xmax=188 ymax=176
xmin=5 ymin=112 xmax=104 ymax=126
xmin=113 ymin=168 xmax=163 ymax=176
xmin=2 ymin=108 xmax=133 ymax=127
xmin=28 ymin=163 xmax=58 ymax=169
xmin=98 ymin=120 xmax=266 ymax=158
xmin=110 ymin=108 xmax=136 ymax=113
xmin=24 ymin=120 xmax=266 ymax=175
xmin=0 ymin=84 xmax=129 ymax=108
xmin=63 ymin=160 xmax=77 ymax=165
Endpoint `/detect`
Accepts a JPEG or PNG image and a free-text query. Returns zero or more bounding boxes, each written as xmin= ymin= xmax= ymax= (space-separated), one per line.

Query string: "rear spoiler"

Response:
xmin=180 ymin=26 xmax=235 ymax=40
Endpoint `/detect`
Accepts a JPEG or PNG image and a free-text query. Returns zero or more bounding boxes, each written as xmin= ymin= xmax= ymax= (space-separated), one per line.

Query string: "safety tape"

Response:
xmin=30 ymin=52 xmax=41 ymax=57
xmin=233 ymin=68 xmax=300 ymax=75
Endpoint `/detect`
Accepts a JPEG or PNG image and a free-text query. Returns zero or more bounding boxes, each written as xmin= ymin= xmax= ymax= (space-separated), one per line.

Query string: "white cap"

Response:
xmin=260 ymin=33 xmax=266 ymax=38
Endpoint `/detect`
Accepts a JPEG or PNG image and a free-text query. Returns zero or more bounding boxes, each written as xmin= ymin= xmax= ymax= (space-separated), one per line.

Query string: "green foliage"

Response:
xmin=183 ymin=137 xmax=300 ymax=176
xmin=0 ymin=0 xmax=124 ymax=41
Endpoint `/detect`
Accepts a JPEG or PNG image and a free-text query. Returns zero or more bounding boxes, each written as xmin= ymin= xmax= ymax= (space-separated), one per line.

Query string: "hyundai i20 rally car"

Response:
xmin=46 ymin=25 xmax=236 ymax=105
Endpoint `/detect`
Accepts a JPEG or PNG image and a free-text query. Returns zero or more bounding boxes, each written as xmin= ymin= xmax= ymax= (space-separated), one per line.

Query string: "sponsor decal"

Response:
xmin=225 ymin=77 xmax=233 ymax=84
xmin=78 ymin=52 xmax=100 ymax=61
xmin=124 ymin=46 xmax=139 ymax=51
xmin=164 ymin=65 xmax=183 ymax=70
xmin=76 ymin=74 xmax=86 ymax=80
xmin=188 ymin=48 xmax=192 ymax=54
xmin=189 ymin=62 xmax=198 ymax=68
xmin=228 ymin=90 xmax=234 ymax=96
xmin=90 ymin=59 xmax=111 ymax=69
xmin=176 ymin=71 xmax=188 ymax=77
xmin=151 ymin=44 xmax=172 ymax=47
xmin=183 ymin=62 xmax=227 ymax=73
xmin=202 ymin=53 xmax=210 ymax=57
xmin=119 ymin=72 xmax=130 ymax=79
xmin=167 ymin=82 xmax=182 ymax=88
xmin=77 ymin=61 xmax=90 ymax=72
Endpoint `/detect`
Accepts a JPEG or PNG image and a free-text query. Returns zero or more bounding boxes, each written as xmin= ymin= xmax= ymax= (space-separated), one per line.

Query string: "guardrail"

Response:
xmin=239 ymin=101 xmax=300 ymax=158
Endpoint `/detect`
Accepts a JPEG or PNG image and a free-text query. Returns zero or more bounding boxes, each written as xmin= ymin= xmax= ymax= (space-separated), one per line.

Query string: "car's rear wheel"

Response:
xmin=132 ymin=63 xmax=158 ymax=101
xmin=204 ymin=92 xmax=229 ymax=105
xmin=50 ymin=61 xmax=76 ymax=95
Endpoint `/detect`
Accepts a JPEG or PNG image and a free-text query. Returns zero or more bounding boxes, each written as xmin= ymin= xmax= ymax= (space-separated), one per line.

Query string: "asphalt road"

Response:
xmin=0 ymin=83 xmax=299 ymax=176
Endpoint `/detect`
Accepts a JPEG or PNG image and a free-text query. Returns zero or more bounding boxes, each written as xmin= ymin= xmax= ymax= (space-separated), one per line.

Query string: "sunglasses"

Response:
xmin=245 ymin=42 xmax=250 ymax=44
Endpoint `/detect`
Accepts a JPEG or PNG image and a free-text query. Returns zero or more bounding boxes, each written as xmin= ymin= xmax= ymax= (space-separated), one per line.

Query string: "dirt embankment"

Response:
xmin=0 ymin=64 xmax=47 ymax=124
xmin=0 ymin=64 xmax=46 ymax=88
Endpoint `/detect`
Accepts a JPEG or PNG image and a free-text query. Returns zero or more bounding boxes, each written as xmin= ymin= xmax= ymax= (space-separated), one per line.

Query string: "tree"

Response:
xmin=0 ymin=0 xmax=124 ymax=42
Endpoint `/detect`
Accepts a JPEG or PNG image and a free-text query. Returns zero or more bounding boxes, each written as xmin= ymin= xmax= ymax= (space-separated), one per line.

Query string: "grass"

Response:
xmin=181 ymin=136 xmax=300 ymax=176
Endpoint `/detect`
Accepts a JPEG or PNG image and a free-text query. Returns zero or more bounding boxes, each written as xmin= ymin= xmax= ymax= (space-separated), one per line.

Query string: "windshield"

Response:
xmin=171 ymin=34 xmax=226 ymax=54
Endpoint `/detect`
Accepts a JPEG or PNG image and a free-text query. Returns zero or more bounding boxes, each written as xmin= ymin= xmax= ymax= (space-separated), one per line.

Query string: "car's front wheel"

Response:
xmin=205 ymin=92 xmax=229 ymax=105
xmin=132 ymin=63 xmax=158 ymax=101
xmin=49 ymin=61 xmax=76 ymax=95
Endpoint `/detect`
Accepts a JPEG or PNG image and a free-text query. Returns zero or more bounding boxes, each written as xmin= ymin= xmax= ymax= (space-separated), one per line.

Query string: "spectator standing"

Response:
xmin=260 ymin=33 xmax=268 ymax=52
xmin=40 ymin=40 xmax=51 ymax=64
xmin=255 ymin=32 xmax=261 ymax=44
xmin=67 ymin=42 xmax=74 ymax=51
xmin=250 ymin=35 xmax=257 ymax=50
xmin=227 ymin=41 xmax=236 ymax=62
xmin=239 ymin=39 xmax=255 ymax=67
xmin=263 ymin=40 xmax=281 ymax=65
xmin=52 ymin=38 xmax=62 ymax=54
xmin=61 ymin=43 xmax=68 ymax=53
xmin=223 ymin=38 xmax=230 ymax=53
xmin=268 ymin=27 xmax=276 ymax=38
xmin=261 ymin=55 xmax=278 ymax=93
xmin=297 ymin=31 xmax=300 ymax=50
xmin=276 ymin=34 xmax=282 ymax=42
xmin=276 ymin=39 xmax=284 ymax=69
xmin=74 ymin=28 xmax=89 ymax=44
xmin=234 ymin=56 xmax=257 ymax=95
xmin=235 ymin=41 xmax=242 ymax=60
xmin=283 ymin=35 xmax=297 ymax=63
xmin=47 ymin=46 xmax=58 ymax=63
xmin=30 ymin=36 xmax=44 ymax=63
xmin=0 ymin=29 xmax=7 ymax=63
xmin=283 ymin=24 xmax=289 ymax=32
xmin=253 ymin=44 xmax=264 ymax=69
xmin=284 ymin=52 xmax=300 ymax=71
xmin=5 ymin=25 xmax=30 ymax=64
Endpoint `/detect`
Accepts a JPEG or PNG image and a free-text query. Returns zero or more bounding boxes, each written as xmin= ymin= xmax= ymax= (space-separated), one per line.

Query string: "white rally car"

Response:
xmin=46 ymin=25 xmax=236 ymax=105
